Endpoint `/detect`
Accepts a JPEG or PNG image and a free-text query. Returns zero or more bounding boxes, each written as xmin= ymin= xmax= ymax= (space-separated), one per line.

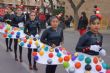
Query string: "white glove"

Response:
xmin=90 ymin=45 xmax=100 ymax=52
xmin=35 ymin=34 xmax=39 ymax=38
xmin=30 ymin=35 xmax=34 ymax=38
xmin=99 ymin=49 xmax=106 ymax=56
xmin=18 ymin=22 xmax=24 ymax=28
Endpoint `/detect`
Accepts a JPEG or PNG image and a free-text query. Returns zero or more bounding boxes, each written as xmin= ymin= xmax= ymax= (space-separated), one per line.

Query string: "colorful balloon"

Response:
xmin=39 ymin=50 xmax=44 ymax=56
xmin=75 ymin=62 xmax=81 ymax=69
xmin=64 ymin=56 xmax=70 ymax=62
xmin=57 ymin=53 xmax=62 ymax=57
xmin=63 ymin=62 xmax=70 ymax=68
xmin=96 ymin=65 xmax=102 ymax=71
xmin=85 ymin=57 xmax=91 ymax=64
xmin=48 ymin=53 xmax=54 ymax=58
xmin=58 ymin=57 xmax=63 ymax=63
xmin=32 ymin=52 xmax=37 ymax=56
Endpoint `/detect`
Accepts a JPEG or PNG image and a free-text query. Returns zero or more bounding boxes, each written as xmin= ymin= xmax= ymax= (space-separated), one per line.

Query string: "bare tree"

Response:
xmin=68 ymin=0 xmax=85 ymax=26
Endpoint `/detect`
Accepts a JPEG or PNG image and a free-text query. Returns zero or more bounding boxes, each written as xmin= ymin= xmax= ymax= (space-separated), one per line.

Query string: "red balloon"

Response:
xmin=11 ymin=31 xmax=14 ymax=35
xmin=48 ymin=53 xmax=54 ymax=58
xmin=32 ymin=52 xmax=37 ymax=56
xmin=3 ymin=34 xmax=7 ymax=38
xmin=93 ymin=57 xmax=98 ymax=64
xmin=96 ymin=65 xmax=102 ymax=71
xmin=64 ymin=56 xmax=70 ymax=62
xmin=23 ymin=39 xmax=27 ymax=43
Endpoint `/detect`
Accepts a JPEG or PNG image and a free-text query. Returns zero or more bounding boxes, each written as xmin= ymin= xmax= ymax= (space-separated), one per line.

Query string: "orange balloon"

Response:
xmin=93 ymin=57 xmax=98 ymax=64
xmin=64 ymin=56 xmax=70 ymax=62
xmin=96 ymin=65 xmax=102 ymax=71
xmin=32 ymin=52 xmax=37 ymax=56
xmin=75 ymin=62 xmax=81 ymax=69
xmin=58 ymin=57 xmax=63 ymax=63
xmin=5 ymin=29 xmax=8 ymax=33
xmin=39 ymin=51 xmax=44 ymax=56
xmin=29 ymin=40 xmax=32 ymax=44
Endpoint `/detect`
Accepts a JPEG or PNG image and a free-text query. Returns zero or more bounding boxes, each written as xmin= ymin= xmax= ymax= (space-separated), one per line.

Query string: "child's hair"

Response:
xmin=90 ymin=15 xmax=100 ymax=24
xmin=29 ymin=11 xmax=37 ymax=17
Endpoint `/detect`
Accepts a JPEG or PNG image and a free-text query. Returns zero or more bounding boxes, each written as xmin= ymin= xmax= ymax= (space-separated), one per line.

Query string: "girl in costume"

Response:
xmin=3 ymin=7 xmax=13 ymax=52
xmin=24 ymin=11 xmax=41 ymax=70
xmin=40 ymin=16 xmax=64 ymax=73
xmin=11 ymin=8 xmax=25 ymax=62
xmin=76 ymin=15 xmax=105 ymax=56
xmin=64 ymin=15 xmax=107 ymax=73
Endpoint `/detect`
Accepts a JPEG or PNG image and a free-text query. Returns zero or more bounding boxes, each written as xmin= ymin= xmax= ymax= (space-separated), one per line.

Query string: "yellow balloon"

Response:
xmin=18 ymin=39 xmax=21 ymax=43
xmin=39 ymin=50 xmax=44 ymax=56
xmin=35 ymin=40 xmax=39 ymax=46
xmin=41 ymin=44 xmax=45 ymax=49
xmin=74 ymin=52 xmax=79 ymax=56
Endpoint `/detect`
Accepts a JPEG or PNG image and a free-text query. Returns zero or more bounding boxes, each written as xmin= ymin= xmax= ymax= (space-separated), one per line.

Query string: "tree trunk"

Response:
xmin=49 ymin=0 xmax=54 ymax=14
xmin=74 ymin=9 xmax=79 ymax=29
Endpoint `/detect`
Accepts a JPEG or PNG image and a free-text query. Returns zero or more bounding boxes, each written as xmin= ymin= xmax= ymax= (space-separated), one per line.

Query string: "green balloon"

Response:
xmin=63 ymin=62 xmax=70 ymax=68
xmin=6 ymin=26 xmax=10 ymax=30
xmin=85 ymin=57 xmax=91 ymax=64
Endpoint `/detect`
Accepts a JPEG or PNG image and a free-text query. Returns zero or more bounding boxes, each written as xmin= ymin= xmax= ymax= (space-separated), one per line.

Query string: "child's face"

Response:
xmin=51 ymin=18 xmax=59 ymax=28
xmin=90 ymin=19 xmax=100 ymax=33
xmin=30 ymin=12 xmax=36 ymax=20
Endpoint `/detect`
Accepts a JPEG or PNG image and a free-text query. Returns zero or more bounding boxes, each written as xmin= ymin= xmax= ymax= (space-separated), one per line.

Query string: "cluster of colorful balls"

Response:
xmin=64 ymin=52 xmax=110 ymax=73
xmin=0 ymin=23 xmax=12 ymax=34
xmin=3 ymin=27 xmax=22 ymax=38
xmin=19 ymin=35 xmax=40 ymax=48
xmin=32 ymin=46 xmax=71 ymax=65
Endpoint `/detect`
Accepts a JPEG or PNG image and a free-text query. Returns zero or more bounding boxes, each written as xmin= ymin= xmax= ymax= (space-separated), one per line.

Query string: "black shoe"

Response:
xmin=33 ymin=65 xmax=38 ymax=71
xmin=29 ymin=65 xmax=33 ymax=70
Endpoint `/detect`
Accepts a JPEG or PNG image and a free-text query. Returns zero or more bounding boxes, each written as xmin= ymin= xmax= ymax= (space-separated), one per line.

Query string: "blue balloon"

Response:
xmin=20 ymin=42 xmax=24 ymax=46
xmin=27 ymin=44 xmax=31 ymax=48
xmin=16 ymin=35 xmax=20 ymax=38
xmin=57 ymin=53 xmax=62 ymax=57
xmin=44 ymin=47 xmax=48 ymax=51
xmin=102 ymin=62 xmax=107 ymax=69
xmin=71 ymin=55 xmax=77 ymax=61
xmin=78 ymin=55 xmax=84 ymax=61
xmin=17 ymin=32 xmax=20 ymax=35
xmin=8 ymin=34 xmax=12 ymax=38
xmin=34 ymin=56 xmax=39 ymax=61
xmin=55 ymin=48 xmax=59 ymax=53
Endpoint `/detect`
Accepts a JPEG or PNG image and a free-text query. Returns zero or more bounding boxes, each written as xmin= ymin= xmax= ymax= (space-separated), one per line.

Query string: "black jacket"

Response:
xmin=24 ymin=20 xmax=41 ymax=36
xmin=78 ymin=16 xmax=88 ymax=30
xmin=11 ymin=14 xmax=25 ymax=27
xmin=3 ymin=13 xmax=13 ymax=24
xmin=76 ymin=31 xmax=103 ymax=55
xmin=40 ymin=27 xmax=64 ymax=46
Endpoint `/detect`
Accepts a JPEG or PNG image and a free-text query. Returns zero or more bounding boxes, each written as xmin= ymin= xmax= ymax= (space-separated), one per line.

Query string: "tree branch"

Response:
xmin=77 ymin=0 xmax=85 ymax=9
xmin=68 ymin=0 xmax=76 ymax=10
